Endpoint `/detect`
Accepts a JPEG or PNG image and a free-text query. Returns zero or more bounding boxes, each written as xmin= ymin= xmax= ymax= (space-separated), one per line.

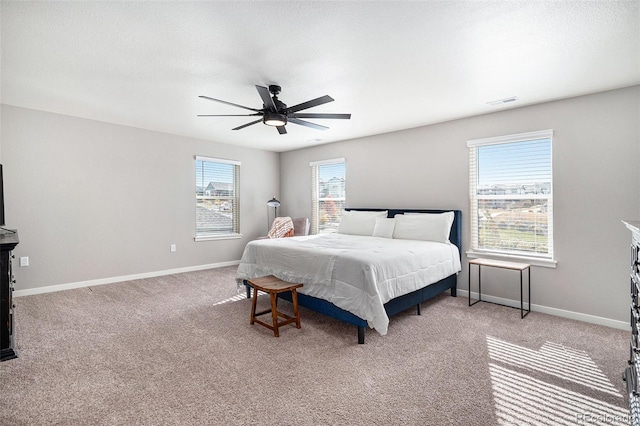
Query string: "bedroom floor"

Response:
xmin=0 ymin=266 xmax=629 ymax=425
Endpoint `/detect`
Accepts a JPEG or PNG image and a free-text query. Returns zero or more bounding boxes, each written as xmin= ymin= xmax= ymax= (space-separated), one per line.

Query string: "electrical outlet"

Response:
xmin=20 ymin=257 xmax=29 ymax=267
xmin=170 ymin=244 xmax=176 ymax=252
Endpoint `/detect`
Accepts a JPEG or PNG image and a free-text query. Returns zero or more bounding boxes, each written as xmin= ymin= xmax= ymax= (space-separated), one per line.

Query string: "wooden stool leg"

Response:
xmin=291 ymin=289 xmax=301 ymax=329
xmin=270 ymin=292 xmax=279 ymax=337
xmin=250 ymin=287 xmax=258 ymax=325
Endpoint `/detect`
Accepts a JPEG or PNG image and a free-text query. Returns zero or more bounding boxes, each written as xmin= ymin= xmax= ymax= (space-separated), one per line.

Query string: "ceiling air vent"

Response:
xmin=487 ymin=96 xmax=518 ymax=106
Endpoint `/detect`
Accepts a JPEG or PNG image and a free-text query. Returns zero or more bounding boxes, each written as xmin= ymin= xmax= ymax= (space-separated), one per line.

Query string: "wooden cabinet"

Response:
xmin=0 ymin=231 xmax=18 ymax=361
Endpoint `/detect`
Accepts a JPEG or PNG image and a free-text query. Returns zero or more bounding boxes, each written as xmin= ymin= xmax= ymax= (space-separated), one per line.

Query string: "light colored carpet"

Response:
xmin=0 ymin=266 xmax=630 ymax=425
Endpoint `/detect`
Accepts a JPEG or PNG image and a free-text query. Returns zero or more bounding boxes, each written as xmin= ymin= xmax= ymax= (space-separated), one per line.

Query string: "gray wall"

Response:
xmin=279 ymin=86 xmax=640 ymax=324
xmin=2 ymin=105 xmax=279 ymax=291
xmin=3 ymin=86 xmax=638 ymax=325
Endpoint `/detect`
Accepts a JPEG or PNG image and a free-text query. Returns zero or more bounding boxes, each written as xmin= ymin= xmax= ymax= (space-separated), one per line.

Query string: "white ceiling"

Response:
xmin=1 ymin=1 xmax=638 ymax=152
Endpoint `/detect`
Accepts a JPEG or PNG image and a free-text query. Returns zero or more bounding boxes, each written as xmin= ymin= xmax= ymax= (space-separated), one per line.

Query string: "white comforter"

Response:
xmin=235 ymin=234 xmax=461 ymax=336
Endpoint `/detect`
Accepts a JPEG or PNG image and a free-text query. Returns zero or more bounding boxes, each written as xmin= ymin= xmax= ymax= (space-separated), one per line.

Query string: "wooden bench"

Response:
xmin=248 ymin=276 xmax=303 ymax=337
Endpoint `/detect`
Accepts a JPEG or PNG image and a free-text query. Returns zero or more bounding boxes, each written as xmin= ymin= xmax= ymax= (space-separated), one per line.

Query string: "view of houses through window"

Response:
xmin=311 ymin=159 xmax=346 ymax=234
xmin=468 ymin=131 xmax=553 ymax=259
xmin=195 ymin=156 xmax=240 ymax=240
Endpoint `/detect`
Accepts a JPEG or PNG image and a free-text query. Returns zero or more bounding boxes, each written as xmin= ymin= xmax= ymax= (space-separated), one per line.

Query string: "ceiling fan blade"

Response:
xmin=288 ymin=117 xmax=329 ymax=131
xmin=277 ymin=126 xmax=287 ymax=135
xmin=232 ymin=119 xmax=263 ymax=131
xmin=289 ymin=113 xmax=351 ymax=120
xmin=255 ymin=85 xmax=277 ymax=112
xmin=286 ymin=95 xmax=334 ymax=114
xmin=197 ymin=114 xmax=261 ymax=117
xmin=199 ymin=95 xmax=261 ymax=112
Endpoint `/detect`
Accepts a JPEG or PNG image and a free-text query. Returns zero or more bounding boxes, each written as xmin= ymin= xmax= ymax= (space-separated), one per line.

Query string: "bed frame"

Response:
xmin=244 ymin=209 xmax=462 ymax=344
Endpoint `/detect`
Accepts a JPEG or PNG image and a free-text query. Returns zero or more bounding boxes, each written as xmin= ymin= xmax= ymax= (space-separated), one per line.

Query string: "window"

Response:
xmin=195 ymin=156 xmax=240 ymax=240
xmin=311 ymin=158 xmax=346 ymax=234
xmin=468 ymin=130 xmax=554 ymax=265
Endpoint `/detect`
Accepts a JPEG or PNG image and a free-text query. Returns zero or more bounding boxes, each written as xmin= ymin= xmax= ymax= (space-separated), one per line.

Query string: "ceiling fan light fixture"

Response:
xmin=263 ymin=112 xmax=287 ymax=127
xmin=198 ymin=85 xmax=350 ymax=134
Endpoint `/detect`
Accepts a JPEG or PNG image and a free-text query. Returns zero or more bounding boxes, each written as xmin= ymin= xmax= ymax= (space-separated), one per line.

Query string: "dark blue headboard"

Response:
xmin=344 ymin=208 xmax=462 ymax=257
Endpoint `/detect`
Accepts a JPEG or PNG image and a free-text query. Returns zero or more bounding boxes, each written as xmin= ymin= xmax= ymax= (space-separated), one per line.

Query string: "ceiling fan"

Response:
xmin=198 ymin=85 xmax=351 ymax=135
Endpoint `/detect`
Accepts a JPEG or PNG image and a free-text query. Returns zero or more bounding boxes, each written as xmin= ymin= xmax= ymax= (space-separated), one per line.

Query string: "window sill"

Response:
xmin=466 ymin=251 xmax=557 ymax=268
xmin=195 ymin=234 xmax=242 ymax=242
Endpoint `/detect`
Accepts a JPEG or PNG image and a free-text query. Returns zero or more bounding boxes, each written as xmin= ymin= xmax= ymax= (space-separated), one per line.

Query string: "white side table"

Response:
xmin=468 ymin=258 xmax=531 ymax=318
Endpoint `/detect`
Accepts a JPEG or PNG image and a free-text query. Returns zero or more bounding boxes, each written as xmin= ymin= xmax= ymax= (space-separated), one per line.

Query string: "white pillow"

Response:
xmin=392 ymin=212 xmax=454 ymax=243
xmin=372 ymin=217 xmax=396 ymax=239
xmin=337 ymin=210 xmax=388 ymax=236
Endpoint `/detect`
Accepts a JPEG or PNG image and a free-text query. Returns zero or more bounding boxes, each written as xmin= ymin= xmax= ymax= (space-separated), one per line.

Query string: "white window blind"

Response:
xmin=468 ymin=130 xmax=553 ymax=261
xmin=195 ymin=156 xmax=240 ymax=240
xmin=311 ymin=158 xmax=346 ymax=234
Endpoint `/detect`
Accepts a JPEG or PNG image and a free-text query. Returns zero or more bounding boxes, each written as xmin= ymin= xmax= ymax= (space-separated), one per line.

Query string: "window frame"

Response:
xmin=467 ymin=130 xmax=556 ymax=268
xmin=194 ymin=155 xmax=241 ymax=241
xmin=310 ymin=158 xmax=346 ymax=235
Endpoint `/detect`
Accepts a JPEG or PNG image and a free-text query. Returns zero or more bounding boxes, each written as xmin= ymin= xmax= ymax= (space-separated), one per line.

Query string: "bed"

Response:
xmin=236 ymin=208 xmax=462 ymax=343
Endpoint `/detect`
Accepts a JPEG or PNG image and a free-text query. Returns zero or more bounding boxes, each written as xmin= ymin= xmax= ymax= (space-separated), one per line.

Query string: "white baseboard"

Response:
xmin=13 ymin=261 xmax=241 ymax=297
xmin=14 ymin=268 xmax=628 ymax=331
xmin=458 ymin=289 xmax=629 ymax=331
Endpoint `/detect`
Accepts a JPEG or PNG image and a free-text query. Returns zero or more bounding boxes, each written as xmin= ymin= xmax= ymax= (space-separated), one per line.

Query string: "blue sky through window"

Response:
xmin=477 ymin=138 xmax=551 ymax=187
xmin=196 ymin=161 xmax=234 ymax=187
xmin=319 ymin=162 xmax=345 ymax=181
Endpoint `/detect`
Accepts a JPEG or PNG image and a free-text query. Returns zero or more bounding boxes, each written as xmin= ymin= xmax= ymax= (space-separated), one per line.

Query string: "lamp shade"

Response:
xmin=267 ymin=197 xmax=281 ymax=208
